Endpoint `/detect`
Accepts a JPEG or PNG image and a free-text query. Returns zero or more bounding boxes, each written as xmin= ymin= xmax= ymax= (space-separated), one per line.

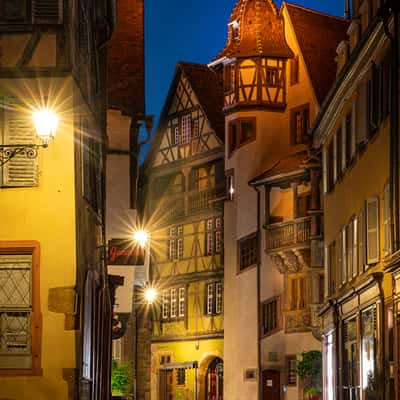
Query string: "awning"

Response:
xmin=162 ymin=361 xmax=198 ymax=370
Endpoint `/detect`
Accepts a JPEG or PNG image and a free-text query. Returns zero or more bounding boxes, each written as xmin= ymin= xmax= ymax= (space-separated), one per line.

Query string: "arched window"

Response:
xmin=206 ymin=357 xmax=223 ymax=400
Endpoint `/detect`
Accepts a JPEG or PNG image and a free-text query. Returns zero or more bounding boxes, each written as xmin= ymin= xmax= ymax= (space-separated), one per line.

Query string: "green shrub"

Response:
xmin=111 ymin=360 xmax=130 ymax=395
xmin=297 ymin=350 xmax=322 ymax=381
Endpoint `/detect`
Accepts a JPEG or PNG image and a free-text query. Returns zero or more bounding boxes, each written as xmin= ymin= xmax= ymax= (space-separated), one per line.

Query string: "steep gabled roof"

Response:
xmin=249 ymin=150 xmax=308 ymax=186
xmin=284 ymin=2 xmax=349 ymax=104
xmin=178 ymin=62 xmax=224 ymax=141
xmin=142 ymin=62 xmax=224 ymax=170
xmin=215 ymin=0 xmax=293 ymax=60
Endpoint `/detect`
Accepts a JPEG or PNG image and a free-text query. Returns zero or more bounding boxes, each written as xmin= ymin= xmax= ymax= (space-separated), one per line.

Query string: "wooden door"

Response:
xmin=262 ymin=369 xmax=280 ymax=400
xmin=159 ymin=370 xmax=174 ymax=400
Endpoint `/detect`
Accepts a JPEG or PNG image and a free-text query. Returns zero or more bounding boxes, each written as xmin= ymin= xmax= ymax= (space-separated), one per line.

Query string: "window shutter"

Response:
xmin=33 ymin=0 xmax=63 ymax=24
xmin=357 ymin=83 xmax=367 ymax=145
xmin=333 ymin=132 xmax=338 ymax=183
xmin=346 ymin=222 xmax=353 ymax=279
xmin=358 ymin=210 xmax=366 ymax=272
xmin=383 ymin=185 xmax=391 ymax=256
xmin=366 ymin=197 xmax=380 ymax=264
xmin=2 ymin=107 xmax=38 ymax=187
xmin=341 ymin=118 xmax=346 ymax=172
xmin=323 ymin=147 xmax=328 ymax=194
xmin=353 ymin=217 xmax=358 ymax=277
xmin=351 ymin=101 xmax=357 ymax=158
xmin=324 ymin=245 xmax=329 ymax=298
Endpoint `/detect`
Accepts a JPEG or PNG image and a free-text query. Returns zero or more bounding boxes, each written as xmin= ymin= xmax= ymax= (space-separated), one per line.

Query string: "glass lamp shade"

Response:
xmin=33 ymin=109 xmax=59 ymax=142
xmin=133 ymin=230 xmax=150 ymax=248
xmin=144 ymin=288 xmax=157 ymax=304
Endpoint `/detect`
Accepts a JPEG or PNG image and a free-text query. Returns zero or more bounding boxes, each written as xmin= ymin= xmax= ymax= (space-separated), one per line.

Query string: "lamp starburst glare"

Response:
xmin=133 ymin=229 xmax=149 ymax=248
xmin=144 ymin=287 xmax=157 ymax=304
xmin=33 ymin=109 xmax=59 ymax=142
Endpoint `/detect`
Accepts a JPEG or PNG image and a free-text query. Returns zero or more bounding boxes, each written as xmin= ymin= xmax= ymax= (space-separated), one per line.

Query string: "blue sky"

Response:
xmin=142 ymin=0 xmax=345 ymax=160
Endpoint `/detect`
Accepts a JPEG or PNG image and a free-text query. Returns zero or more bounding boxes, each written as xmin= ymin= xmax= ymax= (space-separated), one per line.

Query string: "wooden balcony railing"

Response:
xmin=150 ymin=185 xmax=225 ymax=219
xmin=265 ymin=217 xmax=311 ymax=251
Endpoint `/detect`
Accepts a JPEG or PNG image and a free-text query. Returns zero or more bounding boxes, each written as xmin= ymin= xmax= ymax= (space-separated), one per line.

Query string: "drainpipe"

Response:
xmin=381 ymin=2 xmax=400 ymax=251
xmin=251 ymin=184 xmax=262 ymax=400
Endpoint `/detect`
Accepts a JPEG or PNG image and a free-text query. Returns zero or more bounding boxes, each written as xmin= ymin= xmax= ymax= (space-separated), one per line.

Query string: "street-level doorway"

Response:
xmin=262 ymin=369 xmax=280 ymax=400
xmin=205 ymin=357 xmax=223 ymax=400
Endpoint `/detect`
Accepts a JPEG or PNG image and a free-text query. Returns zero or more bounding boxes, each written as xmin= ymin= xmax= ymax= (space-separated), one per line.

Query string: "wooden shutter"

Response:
xmin=341 ymin=118 xmax=346 ymax=172
xmin=366 ymin=197 xmax=380 ymax=264
xmin=383 ymin=184 xmax=391 ymax=256
xmin=2 ymin=106 xmax=38 ymax=187
xmin=358 ymin=210 xmax=366 ymax=272
xmin=346 ymin=222 xmax=353 ymax=279
xmin=323 ymin=148 xmax=328 ymax=194
xmin=33 ymin=0 xmax=63 ymax=24
xmin=351 ymin=101 xmax=357 ymax=158
xmin=333 ymin=132 xmax=338 ymax=183
xmin=353 ymin=217 xmax=358 ymax=277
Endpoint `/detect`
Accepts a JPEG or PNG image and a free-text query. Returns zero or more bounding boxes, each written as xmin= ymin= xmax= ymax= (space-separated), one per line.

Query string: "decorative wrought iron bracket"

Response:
xmin=0 ymin=143 xmax=48 ymax=166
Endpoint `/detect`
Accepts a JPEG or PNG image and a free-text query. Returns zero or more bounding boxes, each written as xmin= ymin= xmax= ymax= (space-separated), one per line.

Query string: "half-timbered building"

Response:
xmin=0 ymin=1 xmax=115 ymax=398
xmin=210 ymin=1 xmax=348 ymax=399
xmin=141 ymin=62 xmax=225 ymax=400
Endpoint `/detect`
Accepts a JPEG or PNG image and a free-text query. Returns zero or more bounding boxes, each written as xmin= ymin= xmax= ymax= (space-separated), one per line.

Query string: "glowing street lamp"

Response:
xmin=133 ymin=229 xmax=150 ymax=249
xmin=0 ymin=107 xmax=59 ymax=166
xmin=144 ymin=287 xmax=157 ymax=304
xmin=33 ymin=108 xmax=59 ymax=143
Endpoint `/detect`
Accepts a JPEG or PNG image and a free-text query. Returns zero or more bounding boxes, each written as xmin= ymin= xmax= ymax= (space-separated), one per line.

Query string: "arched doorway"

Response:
xmin=205 ymin=357 xmax=223 ymax=400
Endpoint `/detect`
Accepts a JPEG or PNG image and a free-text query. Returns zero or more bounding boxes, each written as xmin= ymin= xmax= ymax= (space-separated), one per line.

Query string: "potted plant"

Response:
xmin=296 ymin=350 xmax=322 ymax=400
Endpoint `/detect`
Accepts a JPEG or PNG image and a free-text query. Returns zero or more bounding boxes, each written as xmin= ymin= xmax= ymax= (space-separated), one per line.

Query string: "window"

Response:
xmin=327 ymin=241 xmax=336 ymax=296
xmin=173 ymin=125 xmax=179 ymax=145
xmin=168 ymin=226 xmax=184 ymax=260
xmin=0 ymin=241 xmax=40 ymax=374
xmin=383 ymin=184 xmax=392 ymax=256
xmin=289 ymin=277 xmax=305 ymax=310
xmin=261 ymin=297 xmax=281 ymax=336
xmin=238 ymin=233 xmax=258 ymax=271
xmin=176 ymin=368 xmax=186 ymax=386
xmin=161 ymin=287 xmax=186 ymax=321
xmin=324 ymin=139 xmax=334 ymax=193
xmin=286 ymin=355 xmax=297 ymax=385
xmin=361 ymin=307 xmax=377 ymax=398
xmin=266 ymin=67 xmax=279 ymax=87
xmin=205 ymin=217 xmax=223 ymax=255
xmin=224 ymin=63 xmax=235 ymax=93
xmin=180 ymin=114 xmax=191 ymax=144
xmin=192 ymin=118 xmax=200 ymax=138
xmin=291 ymin=104 xmax=310 ymax=145
xmin=228 ymin=118 xmax=256 ymax=155
xmin=290 ymin=55 xmax=299 ymax=85
xmin=342 ymin=317 xmax=358 ymax=398
xmin=366 ymin=197 xmax=379 ymax=264
xmin=0 ymin=0 xmax=30 ymax=23
xmin=0 ymin=98 xmax=38 ymax=187
xmin=82 ymin=120 xmax=102 ymax=213
xmin=324 ymin=332 xmax=335 ymax=400
xmin=205 ymin=282 xmax=223 ymax=315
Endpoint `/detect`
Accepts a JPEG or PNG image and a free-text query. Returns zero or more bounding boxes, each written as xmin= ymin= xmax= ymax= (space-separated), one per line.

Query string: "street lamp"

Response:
xmin=144 ymin=287 xmax=157 ymax=304
xmin=0 ymin=108 xmax=58 ymax=166
xmin=133 ymin=229 xmax=150 ymax=249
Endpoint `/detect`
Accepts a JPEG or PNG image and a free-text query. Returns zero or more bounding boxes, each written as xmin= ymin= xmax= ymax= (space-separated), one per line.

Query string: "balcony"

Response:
xmin=265 ymin=216 xmax=311 ymax=251
xmin=150 ymin=185 xmax=225 ymax=220
xmin=264 ymin=217 xmax=311 ymax=273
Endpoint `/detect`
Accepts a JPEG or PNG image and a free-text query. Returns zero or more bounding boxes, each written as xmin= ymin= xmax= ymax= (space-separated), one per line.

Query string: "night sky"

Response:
xmin=142 ymin=0 xmax=345 ymax=161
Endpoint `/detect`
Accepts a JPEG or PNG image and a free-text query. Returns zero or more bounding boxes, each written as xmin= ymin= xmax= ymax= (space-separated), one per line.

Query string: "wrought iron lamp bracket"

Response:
xmin=0 ymin=143 xmax=48 ymax=167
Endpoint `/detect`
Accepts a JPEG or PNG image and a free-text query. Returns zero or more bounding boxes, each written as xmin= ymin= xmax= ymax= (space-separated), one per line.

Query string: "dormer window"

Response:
xmin=230 ymin=19 xmax=240 ymax=41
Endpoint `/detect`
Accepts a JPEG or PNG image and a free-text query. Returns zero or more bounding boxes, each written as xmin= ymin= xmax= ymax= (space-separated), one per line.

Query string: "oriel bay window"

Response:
xmin=0 ymin=241 xmax=40 ymax=374
xmin=161 ymin=287 xmax=186 ymax=321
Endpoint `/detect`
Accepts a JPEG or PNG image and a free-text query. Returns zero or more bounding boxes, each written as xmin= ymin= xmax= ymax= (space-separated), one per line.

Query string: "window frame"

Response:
xmin=228 ymin=117 xmax=256 ymax=156
xmin=205 ymin=217 xmax=223 ymax=256
xmin=205 ymin=281 xmax=223 ymax=316
xmin=237 ymin=232 xmax=259 ymax=273
xmin=161 ymin=286 xmax=186 ymax=322
xmin=290 ymin=103 xmax=310 ymax=145
xmin=168 ymin=226 xmax=184 ymax=261
xmin=0 ymin=241 xmax=41 ymax=376
xmin=260 ymin=296 xmax=281 ymax=337
xmin=286 ymin=355 xmax=297 ymax=386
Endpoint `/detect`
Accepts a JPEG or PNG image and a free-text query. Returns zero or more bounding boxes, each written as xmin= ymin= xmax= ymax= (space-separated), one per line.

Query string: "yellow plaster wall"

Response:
xmin=0 ymin=78 xmax=77 ymax=399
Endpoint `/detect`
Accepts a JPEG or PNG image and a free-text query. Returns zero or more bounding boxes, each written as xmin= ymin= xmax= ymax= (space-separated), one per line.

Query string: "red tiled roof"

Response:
xmin=250 ymin=150 xmax=308 ymax=185
xmin=215 ymin=0 xmax=293 ymax=60
xmin=178 ymin=62 xmax=224 ymax=141
xmin=285 ymin=2 xmax=349 ymax=104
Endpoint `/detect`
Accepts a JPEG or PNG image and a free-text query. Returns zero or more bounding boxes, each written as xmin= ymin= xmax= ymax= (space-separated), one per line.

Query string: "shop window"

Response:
xmin=238 ymin=233 xmax=258 ymax=272
xmin=342 ymin=317 xmax=358 ymax=399
xmin=176 ymin=368 xmax=185 ymax=386
xmin=361 ymin=307 xmax=377 ymax=398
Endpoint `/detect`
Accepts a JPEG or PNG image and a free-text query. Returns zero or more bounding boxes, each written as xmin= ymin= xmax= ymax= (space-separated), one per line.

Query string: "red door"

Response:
xmin=262 ymin=370 xmax=280 ymax=400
